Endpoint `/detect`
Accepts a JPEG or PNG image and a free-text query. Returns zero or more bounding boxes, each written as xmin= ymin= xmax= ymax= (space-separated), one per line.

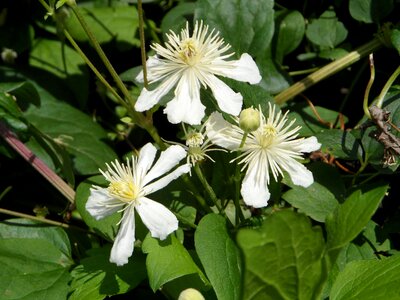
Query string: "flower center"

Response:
xmin=186 ymin=132 xmax=204 ymax=147
xmin=179 ymin=39 xmax=199 ymax=65
xmin=108 ymin=181 xmax=138 ymax=203
xmin=259 ymin=124 xmax=277 ymax=148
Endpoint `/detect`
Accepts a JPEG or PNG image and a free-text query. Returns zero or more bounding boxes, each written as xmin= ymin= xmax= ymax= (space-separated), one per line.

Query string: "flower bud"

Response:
xmin=178 ymin=288 xmax=205 ymax=300
xmin=239 ymin=107 xmax=260 ymax=132
xmin=1 ymin=48 xmax=17 ymax=64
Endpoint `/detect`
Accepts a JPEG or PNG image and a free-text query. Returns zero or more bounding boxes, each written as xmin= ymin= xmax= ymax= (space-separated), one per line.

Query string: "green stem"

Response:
xmin=233 ymin=132 xmax=249 ymax=224
xmin=363 ymin=54 xmax=375 ymax=119
xmin=375 ymin=65 xmax=400 ymax=108
xmin=38 ymin=0 xmax=51 ymax=12
xmin=137 ymin=0 xmax=148 ymax=88
xmin=181 ymin=174 xmax=212 ymax=213
xmin=275 ymin=38 xmax=383 ymax=105
xmin=194 ymin=164 xmax=223 ymax=213
xmin=63 ymin=29 xmax=127 ymax=107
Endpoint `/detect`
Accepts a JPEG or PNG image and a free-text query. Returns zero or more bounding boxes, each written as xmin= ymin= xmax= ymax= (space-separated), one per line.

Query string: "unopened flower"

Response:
xmin=206 ymin=104 xmax=321 ymax=208
xmin=86 ymin=143 xmax=190 ymax=266
xmin=135 ymin=20 xmax=262 ymax=125
xmin=1 ymin=48 xmax=17 ymax=64
xmin=239 ymin=107 xmax=260 ymax=132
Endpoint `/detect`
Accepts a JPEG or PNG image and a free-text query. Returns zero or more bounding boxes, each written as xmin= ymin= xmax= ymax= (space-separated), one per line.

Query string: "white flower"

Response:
xmin=206 ymin=104 xmax=321 ymax=208
xmin=86 ymin=143 xmax=190 ymax=266
xmin=135 ymin=20 xmax=262 ymax=125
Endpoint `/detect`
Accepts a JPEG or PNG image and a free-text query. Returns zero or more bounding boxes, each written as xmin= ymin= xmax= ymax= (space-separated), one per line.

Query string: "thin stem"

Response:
xmin=275 ymin=38 xmax=383 ymax=105
xmin=233 ymin=133 xmax=248 ymax=224
xmin=0 ymin=207 xmax=92 ymax=234
xmin=0 ymin=122 xmax=75 ymax=204
xmin=288 ymin=67 xmax=319 ymax=76
xmin=181 ymin=174 xmax=212 ymax=213
xmin=38 ymin=0 xmax=51 ymax=12
xmin=63 ymin=29 xmax=127 ymax=107
xmin=137 ymin=0 xmax=148 ymax=88
xmin=194 ymin=164 xmax=223 ymax=213
xmin=363 ymin=54 xmax=375 ymax=119
xmin=375 ymin=65 xmax=400 ymax=108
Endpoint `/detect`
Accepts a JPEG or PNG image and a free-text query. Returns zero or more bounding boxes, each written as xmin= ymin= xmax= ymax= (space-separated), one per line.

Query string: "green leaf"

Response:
xmin=0 ymin=219 xmax=73 ymax=300
xmin=69 ymin=246 xmax=147 ymax=300
xmin=0 ymin=93 xmax=23 ymax=119
xmin=257 ymin=54 xmax=291 ymax=94
xmin=349 ymin=0 xmax=394 ymax=23
xmin=326 ymin=183 xmax=389 ymax=252
xmin=391 ymin=28 xmax=400 ymax=54
xmin=282 ymin=181 xmax=339 ymax=222
xmin=275 ymin=10 xmax=305 ymax=63
xmin=195 ymin=214 xmax=242 ymax=300
xmin=237 ymin=210 xmax=326 ymax=300
xmin=161 ymin=3 xmax=196 ymax=37
xmin=0 ymin=81 xmax=40 ymax=107
xmin=330 ymin=254 xmax=400 ymax=300
xmin=314 ymin=129 xmax=361 ymax=160
xmin=29 ymin=39 xmax=89 ymax=107
xmin=306 ymin=9 xmax=348 ymax=49
xmin=75 ymin=176 xmax=120 ymax=241
xmin=142 ymin=233 xmax=209 ymax=292
xmin=65 ymin=5 xmax=140 ymax=49
xmin=24 ymin=87 xmax=117 ymax=175
xmin=195 ymin=0 xmax=274 ymax=58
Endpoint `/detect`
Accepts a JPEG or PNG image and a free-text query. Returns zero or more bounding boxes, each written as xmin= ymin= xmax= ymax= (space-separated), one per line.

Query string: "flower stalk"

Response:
xmin=193 ymin=164 xmax=223 ymax=213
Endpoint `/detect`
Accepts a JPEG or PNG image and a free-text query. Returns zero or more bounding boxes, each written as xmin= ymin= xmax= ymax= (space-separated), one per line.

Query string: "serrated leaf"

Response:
xmin=195 ymin=214 xmax=242 ymax=300
xmin=330 ymin=254 xmax=400 ymax=300
xmin=282 ymin=181 xmax=339 ymax=222
xmin=306 ymin=9 xmax=348 ymax=49
xmin=65 ymin=5 xmax=140 ymax=49
xmin=24 ymin=88 xmax=117 ymax=175
xmin=326 ymin=183 xmax=389 ymax=252
xmin=195 ymin=0 xmax=274 ymax=58
xmin=69 ymin=246 xmax=147 ymax=300
xmin=349 ymin=0 xmax=394 ymax=24
xmin=237 ymin=210 xmax=326 ymax=300
xmin=142 ymin=233 xmax=209 ymax=292
xmin=75 ymin=175 xmax=120 ymax=241
xmin=29 ymin=39 xmax=89 ymax=107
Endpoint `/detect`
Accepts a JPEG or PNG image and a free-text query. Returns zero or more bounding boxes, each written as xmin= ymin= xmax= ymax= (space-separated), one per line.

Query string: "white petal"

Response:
xmin=217 ymin=53 xmax=262 ymax=84
xmin=240 ymin=163 xmax=270 ymax=208
xmin=206 ymin=112 xmax=242 ymax=150
xmin=143 ymin=164 xmax=190 ymax=195
xmin=86 ymin=188 xmax=123 ymax=220
xmin=205 ymin=75 xmax=242 ymax=116
xmin=294 ymin=136 xmax=321 ymax=153
xmin=284 ymin=160 xmax=314 ymax=188
xmin=143 ymin=145 xmax=187 ymax=186
xmin=136 ymin=143 xmax=157 ymax=180
xmin=136 ymin=197 xmax=178 ymax=240
xmin=135 ymin=73 xmax=180 ymax=112
xmin=110 ymin=205 xmax=136 ymax=266
xmin=163 ymin=72 xmax=205 ymax=125
xmin=136 ymin=56 xmax=165 ymax=83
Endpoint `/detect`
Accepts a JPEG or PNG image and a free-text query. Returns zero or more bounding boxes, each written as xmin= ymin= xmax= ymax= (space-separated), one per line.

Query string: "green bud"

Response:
xmin=239 ymin=107 xmax=260 ymax=132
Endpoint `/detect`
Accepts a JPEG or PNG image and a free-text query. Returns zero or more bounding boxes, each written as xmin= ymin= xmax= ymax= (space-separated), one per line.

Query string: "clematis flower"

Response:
xmin=206 ymin=104 xmax=321 ymax=208
xmin=135 ymin=20 xmax=262 ymax=125
xmin=86 ymin=143 xmax=190 ymax=266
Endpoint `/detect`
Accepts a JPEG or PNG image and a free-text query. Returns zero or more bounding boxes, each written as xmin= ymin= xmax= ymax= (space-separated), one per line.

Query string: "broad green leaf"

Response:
xmin=282 ymin=181 xmax=339 ymax=222
xmin=289 ymin=105 xmax=348 ymax=136
xmin=314 ymin=129 xmax=360 ymax=160
xmin=0 ymin=93 xmax=23 ymax=119
xmin=29 ymin=39 xmax=89 ymax=107
xmin=24 ymin=87 xmax=117 ymax=175
xmin=319 ymin=48 xmax=349 ymax=60
xmin=349 ymin=0 xmax=394 ymax=23
xmin=326 ymin=183 xmax=389 ymax=252
xmin=65 ymin=5 xmax=140 ymax=49
xmin=391 ymin=28 xmax=400 ymax=54
xmin=142 ymin=233 xmax=209 ymax=292
xmin=195 ymin=214 xmax=242 ymax=300
xmin=0 ymin=81 xmax=40 ymax=107
xmin=306 ymin=10 xmax=348 ymax=49
xmin=75 ymin=175 xmax=120 ymax=241
xmin=0 ymin=218 xmax=71 ymax=257
xmin=275 ymin=10 xmax=305 ymax=63
xmin=237 ymin=210 xmax=326 ymax=300
xmin=0 ymin=219 xmax=73 ymax=300
xmin=161 ymin=3 xmax=196 ymax=37
xmin=330 ymin=254 xmax=400 ymax=300
xmin=257 ymin=54 xmax=291 ymax=94
xmin=69 ymin=246 xmax=147 ymax=300
xmin=195 ymin=0 xmax=274 ymax=58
